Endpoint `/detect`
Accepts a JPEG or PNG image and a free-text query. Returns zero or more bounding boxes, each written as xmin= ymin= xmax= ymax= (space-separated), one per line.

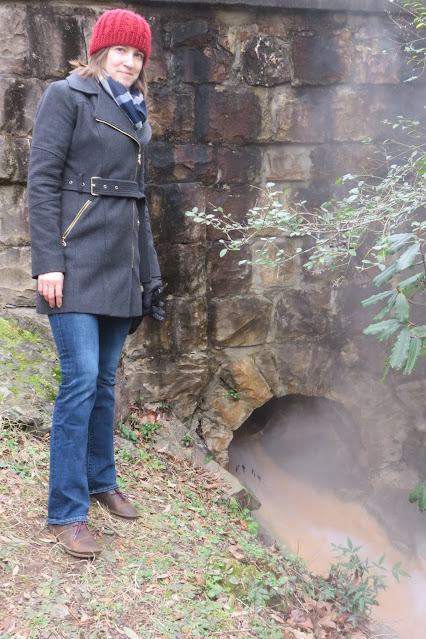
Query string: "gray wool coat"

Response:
xmin=28 ymin=73 xmax=161 ymax=317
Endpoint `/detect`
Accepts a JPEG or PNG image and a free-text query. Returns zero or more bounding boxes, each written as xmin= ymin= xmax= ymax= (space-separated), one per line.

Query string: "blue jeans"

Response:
xmin=47 ymin=313 xmax=131 ymax=525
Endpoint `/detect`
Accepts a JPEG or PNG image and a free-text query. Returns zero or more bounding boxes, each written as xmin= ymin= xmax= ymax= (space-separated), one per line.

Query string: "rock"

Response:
xmin=195 ymin=86 xmax=262 ymax=143
xmin=173 ymin=47 xmax=230 ymax=84
xmin=209 ymin=296 xmax=271 ymax=346
xmin=220 ymin=356 xmax=273 ymax=408
xmin=0 ymin=185 xmax=29 ymax=247
xmin=0 ymin=309 xmax=58 ymax=435
xmin=292 ymin=29 xmax=352 ymax=85
xmin=147 ymin=87 xmax=194 ymax=142
xmin=204 ymin=458 xmax=261 ymax=510
xmin=0 ymin=247 xmax=35 ymax=306
xmin=242 ymin=36 xmax=291 ymax=87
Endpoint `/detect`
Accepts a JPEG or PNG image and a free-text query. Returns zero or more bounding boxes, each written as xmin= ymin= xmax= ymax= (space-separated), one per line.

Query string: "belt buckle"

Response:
xmin=90 ymin=176 xmax=101 ymax=197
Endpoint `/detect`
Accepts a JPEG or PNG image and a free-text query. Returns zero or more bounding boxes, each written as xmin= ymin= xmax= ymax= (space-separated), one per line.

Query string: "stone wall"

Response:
xmin=1 ymin=2 xmax=425 ymax=485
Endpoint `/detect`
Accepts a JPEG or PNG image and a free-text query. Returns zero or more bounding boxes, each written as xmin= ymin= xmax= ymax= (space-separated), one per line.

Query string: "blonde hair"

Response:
xmin=69 ymin=48 xmax=148 ymax=97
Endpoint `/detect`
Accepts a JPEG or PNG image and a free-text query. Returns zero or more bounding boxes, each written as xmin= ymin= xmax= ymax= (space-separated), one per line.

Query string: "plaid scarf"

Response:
xmin=98 ymin=73 xmax=147 ymax=130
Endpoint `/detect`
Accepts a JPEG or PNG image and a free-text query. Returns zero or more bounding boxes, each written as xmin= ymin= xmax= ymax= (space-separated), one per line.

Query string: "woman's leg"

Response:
xmin=48 ymin=313 xmax=100 ymax=525
xmin=87 ymin=316 xmax=131 ymax=495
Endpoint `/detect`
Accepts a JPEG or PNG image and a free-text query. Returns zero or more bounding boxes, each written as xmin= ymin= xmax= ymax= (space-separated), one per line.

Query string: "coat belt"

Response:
xmin=61 ymin=176 xmax=140 ymax=198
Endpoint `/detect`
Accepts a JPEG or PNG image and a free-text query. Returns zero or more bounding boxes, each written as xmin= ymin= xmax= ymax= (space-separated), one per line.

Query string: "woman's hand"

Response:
xmin=38 ymin=272 xmax=64 ymax=308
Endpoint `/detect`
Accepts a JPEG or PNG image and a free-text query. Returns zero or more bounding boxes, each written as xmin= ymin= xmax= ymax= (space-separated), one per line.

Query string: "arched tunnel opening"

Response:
xmin=228 ymin=394 xmax=426 ymax=637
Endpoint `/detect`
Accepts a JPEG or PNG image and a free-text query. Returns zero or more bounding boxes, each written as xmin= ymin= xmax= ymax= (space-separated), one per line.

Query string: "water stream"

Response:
xmin=228 ymin=395 xmax=426 ymax=639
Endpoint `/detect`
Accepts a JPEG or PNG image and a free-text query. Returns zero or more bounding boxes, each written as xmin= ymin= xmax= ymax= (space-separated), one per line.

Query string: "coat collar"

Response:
xmin=66 ymin=73 xmax=141 ymax=139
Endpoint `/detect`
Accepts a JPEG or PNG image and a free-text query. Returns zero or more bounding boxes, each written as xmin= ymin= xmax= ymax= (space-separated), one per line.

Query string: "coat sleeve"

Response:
xmin=28 ymin=81 xmax=77 ymax=278
xmin=138 ymin=199 xmax=162 ymax=284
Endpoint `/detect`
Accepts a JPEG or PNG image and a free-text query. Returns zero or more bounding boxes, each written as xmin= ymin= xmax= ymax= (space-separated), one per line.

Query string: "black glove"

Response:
xmin=142 ymin=280 xmax=165 ymax=321
xmin=128 ymin=280 xmax=165 ymax=335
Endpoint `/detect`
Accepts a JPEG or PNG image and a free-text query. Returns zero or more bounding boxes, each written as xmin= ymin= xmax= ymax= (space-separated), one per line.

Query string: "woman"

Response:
xmin=28 ymin=8 xmax=164 ymax=558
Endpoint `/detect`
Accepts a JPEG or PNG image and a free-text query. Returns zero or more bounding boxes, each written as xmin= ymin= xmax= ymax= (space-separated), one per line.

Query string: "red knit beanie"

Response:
xmin=89 ymin=9 xmax=151 ymax=66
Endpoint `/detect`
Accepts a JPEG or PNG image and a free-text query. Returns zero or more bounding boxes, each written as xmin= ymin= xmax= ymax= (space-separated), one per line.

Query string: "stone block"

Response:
xmin=173 ymin=47 xmax=230 ymax=84
xmin=221 ymin=356 xmax=273 ymax=408
xmin=352 ymin=24 xmax=403 ymax=84
xmin=242 ymin=36 xmax=291 ymax=86
xmin=0 ymin=185 xmax=29 ymax=247
xmin=157 ymin=243 xmax=206 ymax=296
xmin=25 ymin=7 xmax=87 ymax=78
xmin=217 ymin=146 xmax=262 ymax=184
xmin=200 ymin=382 xmax=254 ymax=432
xmin=272 ymin=292 xmax=331 ymax=339
xmin=263 ymin=145 xmax=313 ymax=181
xmin=0 ymin=137 xmax=30 ymax=183
xmin=217 ymin=26 xmax=238 ymax=55
xmin=310 ymin=142 xmax=374 ymax=181
xmin=210 ymin=296 xmax=271 ymax=346
xmin=201 ymin=185 xmax=259 ymax=242
xmin=251 ymin=237 xmax=296 ymax=290
xmin=126 ymin=295 xmax=207 ymax=355
xmin=170 ymin=297 xmax=208 ymax=352
xmin=330 ymin=86 xmax=408 ymax=142
xmin=0 ymin=78 xmax=44 ymax=137
xmin=0 ymin=6 xmax=28 ymax=75
xmin=146 ymin=143 xmax=217 ymax=184
xmin=292 ymin=29 xmax=352 ymax=85
xmin=195 ymin=86 xmax=262 ymax=143
xmin=0 ymin=246 xmax=35 ymax=306
xmin=207 ymin=244 xmax=252 ymax=297
xmin=147 ymin=87 xmax=194 ymax=142
xmin=147 ymin=182 xmax=206 ymax=245
xmin=272 ymin=86 xmax=330 ymax=143
xmin=170 ymin=20 xmax=209 ymax=49
xmin=146 ymin=16 xmax=168 ymax=83
xmin=124 ymin=352 xmax=209 ymax=419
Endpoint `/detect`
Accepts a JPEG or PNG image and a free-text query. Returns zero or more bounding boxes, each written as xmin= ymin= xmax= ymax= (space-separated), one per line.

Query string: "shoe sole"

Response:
xmin=57 ymin=542 xmax=101 ymax=558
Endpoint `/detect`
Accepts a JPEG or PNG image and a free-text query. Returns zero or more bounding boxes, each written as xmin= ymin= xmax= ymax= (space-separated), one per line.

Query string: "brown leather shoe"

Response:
xmin=93 ymin=488 xmax=140 ymax=519
xmin=49 ymin=521 xmax=101 ymax=558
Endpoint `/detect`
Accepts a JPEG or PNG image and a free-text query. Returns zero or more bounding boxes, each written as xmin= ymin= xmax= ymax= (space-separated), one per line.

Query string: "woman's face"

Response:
xmin=104 ymin=45 xmax=144 ymax=88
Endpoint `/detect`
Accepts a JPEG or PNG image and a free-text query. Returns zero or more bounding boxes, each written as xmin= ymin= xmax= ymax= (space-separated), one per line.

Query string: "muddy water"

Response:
xmin=228 ymin=396 xmax=426 ymax=639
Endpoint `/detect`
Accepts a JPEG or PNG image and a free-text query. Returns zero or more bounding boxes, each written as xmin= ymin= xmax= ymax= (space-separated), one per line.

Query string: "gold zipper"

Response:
xmin=95 ymin=119 xmax=142 ymax=175
xmin=62 ymin=200 xmax=92 ymax=247
xmin=96 ymin=118 xmax=141 ymax=268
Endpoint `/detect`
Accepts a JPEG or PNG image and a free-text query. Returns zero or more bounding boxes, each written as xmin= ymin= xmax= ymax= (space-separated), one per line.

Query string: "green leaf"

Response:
xmin=373 ymin=294 xmax=397 ymax=322
xmin=390 ymin=327 xmax=411 ymax=370
xmin=219 ymin=248 xmax=228 ymax=258
xmin=395 ymin=243 xmax=420 ymax=271
xmin=361 ymin=291 xmax=394 ymax=308
xmin=395 ymin=292 xmax=410 ymax=322
xmin=410 ymin=325 xmax=426 ymax=337
xmin=373 ymin=262 xmax=398 ymax=287
xmin=403 ymin=337 xmax=422 ymax=375
xmin=385 ymin=233 xmax=413 ymax=255
xmin=398 ymin=271 xmax=424 ymax=290
xmin=363 ymin=319 xmax=401 ymax=337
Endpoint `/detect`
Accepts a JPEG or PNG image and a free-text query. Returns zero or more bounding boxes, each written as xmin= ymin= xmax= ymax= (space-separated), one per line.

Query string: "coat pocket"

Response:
xmin=61 ymin=199 xmax=92 ymax=247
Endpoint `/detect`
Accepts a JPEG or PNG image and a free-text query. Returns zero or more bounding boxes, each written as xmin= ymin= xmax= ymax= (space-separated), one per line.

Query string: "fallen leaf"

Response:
xmin=123 ymin=628 xmax=139 ymax=639
xmin=162 ymin=504 xmax=171 ymax=513
xmin=12 ymin=565 xmax=19 ymax=576
xmin=269 ymin=612 xmax=285 ymax=624
xmin=80 ymin=613 xmax=91 ymax=623
xmin=1 ymin=616 xmax=16 ymax=632
xmin=145 ymin=410 xmax=158 ymax=424
xmin=228 ymin=545 xmax=245 ymax=561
